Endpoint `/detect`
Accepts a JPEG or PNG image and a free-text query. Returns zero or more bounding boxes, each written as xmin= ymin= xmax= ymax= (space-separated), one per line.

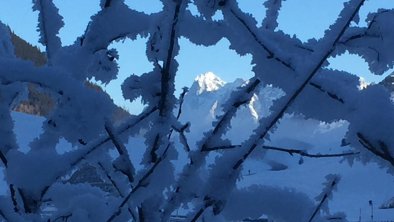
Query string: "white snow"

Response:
xmin=3 ymin=75 xmax=393 ymax=220
xmin=1 ymin=1 xmax=394 ymax=220
xmin=192 ymin=72 xmax=226 ymax=95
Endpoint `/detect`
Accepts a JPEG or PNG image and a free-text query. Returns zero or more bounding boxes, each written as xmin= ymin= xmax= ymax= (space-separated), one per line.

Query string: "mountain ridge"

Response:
xmin=190 ymin=71 xmax=226 ymax=95
xmin=184 ymin=71 xmax=282 ymax=121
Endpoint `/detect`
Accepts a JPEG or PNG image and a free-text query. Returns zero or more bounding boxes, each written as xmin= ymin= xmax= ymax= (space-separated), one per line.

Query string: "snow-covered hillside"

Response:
xmin=179 ymin=72 xmax=394 ymax=221
xmin=181 ymin=72 xmax=284 ymax=146
xmin=2 ymin=73 xmax=394 ymax=221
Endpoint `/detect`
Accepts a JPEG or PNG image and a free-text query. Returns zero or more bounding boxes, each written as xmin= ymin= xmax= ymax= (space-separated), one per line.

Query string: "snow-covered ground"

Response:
xmin=2 ymin=73 xmax=394 ymax=221
xmin=3 ymin=110 xmax=394 ymax=221
xmin=240 ymin=157 xmax=394 ymax=221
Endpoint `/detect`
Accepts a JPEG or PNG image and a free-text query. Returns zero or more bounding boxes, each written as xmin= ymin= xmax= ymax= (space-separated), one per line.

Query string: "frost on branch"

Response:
xmin=122 ymin=72 xmax=161 ymax=106
xmin=87 ymin=48 xmax=119 ymax=84
xmin=32 ymin=0 xmax=63 ymax=61
xmin=339 ymin=9 xmax=394 ymax=75
xmin=290 ymin=69 xmax=360 ymax=123
xmin=194 ymin=0 xmax=226 ymax=20
xmin=1 ymin=0 xmax=394 ymax=221
xmin=307 ymin=174 xmax=347 ymax=222
xmin=262 ymin=0 xmax=283 ymax=30
xmin=313 ymin=174 xmax=341 ymax=216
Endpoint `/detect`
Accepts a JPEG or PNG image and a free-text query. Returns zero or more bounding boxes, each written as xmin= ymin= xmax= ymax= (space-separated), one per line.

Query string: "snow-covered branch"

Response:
xmin=187 ymin=1 xmax=366 ymax=220
xmin=105 ymin=122 xmax=136 ymax=183
xmin=32 ymin=0 xmax=63 ymax=63
xmin=233 ymin=0 xmax=366 ymax=171
xmin=106 ymin=142 xmax=172 ymax=222
xmin=2 ymin=0 xmax=394 ymax=221
xmin=357 ymin=133 xmax=394 ymax=167
xmin=226 ymin=4 xmax=295 ymax=71
xmin=81 ymin=1 xmax=153 ymax=53
xmin=338 ymin=9 xmax=394 ymax=75
xmin=262 ymin=0 xmax=283 ymax=30
xmin=161 ymin=77 xmax=261 ymax=220
xmin=309 ymin=174 xmax=341 ymax=221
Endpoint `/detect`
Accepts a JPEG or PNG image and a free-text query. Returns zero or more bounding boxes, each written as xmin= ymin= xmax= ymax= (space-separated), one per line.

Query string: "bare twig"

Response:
xmin=106 ymin=144 xmax=172 ymax=222
xmin=138 ymin=206 xmax=145 ymax=222
xmin=161 ymin=78 xmax=261 ymax=220
xmin=39 ymin=106 xmax=158 ymax=204
xmin=0 ymin=208 xmax=7 ymax=221
xmin=190 ymin=196 xmax=215 ymax=222
xmin=190 ymin=207 xmax=207 ymax=222
xmin=0 ymin=150 xmax=8 ymax=167
xmin=158 ymin=1 xmax=182 ymax=117
xmin=169 ymin=87 xmax=191 ymax=152
xmin=202 ymin=145 xmax=240 ymax=151
xmin=339 ymin=9 xmax=390 ymax=44
xmin=9 ymin=184 xmax=19 ymax=213
xmin=204 ymin=144 xmax=359 ymax=158
xmin=308 ymin=176 xmax=340 ymax=222
xmin=172 ymin=123 xmax=191 ymax=152
xmin=150 ymin=0 xmax=183 ymax=164
xmin=263 ymin=145 xmax=359 ymax=158
xmin=106 ymin=84 xmax=184 ymax=220
xmin=69 ymin=106 xmax=158 ymax=169
xmin=52 ymin=213 xmax=72 ymax=222
xmin=97 ymin=162 xmax=123 ymax=196
xmin=149 ymin=134 xmax=160 ymax=163
xmin=1 ymin=149 xmax=30 ymax=215
xmin=103 ymin=0 xmax=112 ymax=8
xmin=208 ymin=79 xmax=261 ymax=139
xmin=18 ymin=188 xmax=33 ymax=213
xmin=309 ymin=82 xmax=344 ymax=104
xmin=97 ymin=162 xmax=137 ymax=221
xmin=105 ymin=121 xmax=135 ymax=183
xmin=176 ymin=87 xmax=188 ymax=120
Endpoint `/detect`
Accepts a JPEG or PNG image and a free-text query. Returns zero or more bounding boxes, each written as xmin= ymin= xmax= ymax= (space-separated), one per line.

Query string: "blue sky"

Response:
xmin=0 ymin=0 xmax=393 ymax=113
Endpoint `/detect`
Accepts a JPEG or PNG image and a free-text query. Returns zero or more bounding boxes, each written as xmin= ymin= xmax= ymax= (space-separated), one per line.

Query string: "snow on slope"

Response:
xmin=180 ymin=72 xmax=394 ymax=221
xmin=2 ymin=73 xmax=394 ymax=221
xmin=181 ymin=72 xmax=284 ymax=147
xmin=191 ymin=72 xmax=226 ymax=95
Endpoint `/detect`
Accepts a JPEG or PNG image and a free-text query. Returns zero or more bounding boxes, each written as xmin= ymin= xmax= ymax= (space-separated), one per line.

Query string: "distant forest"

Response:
xmin=9 ymin=29 xmax=47 ymax=66
xmin=8 ymin=29 xmax=53 ymax=116
xmin=9 ymin=30 xmax=129 ymax=123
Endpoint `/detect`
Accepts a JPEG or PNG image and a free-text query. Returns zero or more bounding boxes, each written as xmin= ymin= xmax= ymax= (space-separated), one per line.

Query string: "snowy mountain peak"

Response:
xmin=192 ymin=72 xmax=225 ymax=95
